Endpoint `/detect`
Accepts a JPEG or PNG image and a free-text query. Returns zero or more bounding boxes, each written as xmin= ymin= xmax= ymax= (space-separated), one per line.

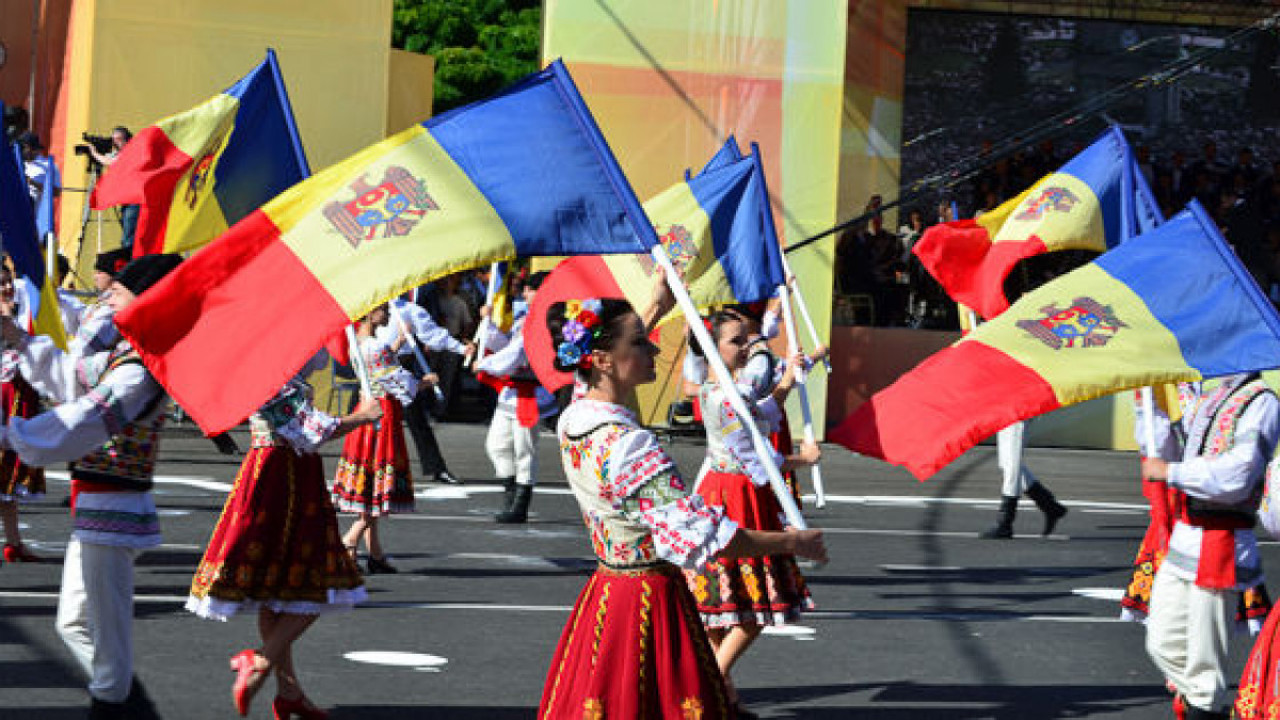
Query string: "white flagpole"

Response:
xmin=652 ymin=246 xmax=808 ymax=530
xmin=345 ymin=326 xmax=373 ymax=398
xmin=778 ymin=282 xmax=826 ymax=508
xmin=779 ymin=252 xmax=830 ymax=373
xmin=389 ymin=301 xmax=445 ymax=403
xmin=470 ymin=262 xmax=503 ymax=366
xmin=1140 ymin=386 xmax=1159 ymax=458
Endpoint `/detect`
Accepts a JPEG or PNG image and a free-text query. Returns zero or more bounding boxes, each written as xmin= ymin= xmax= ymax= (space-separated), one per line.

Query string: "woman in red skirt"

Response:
xmin=332 ymin=304 xmax=423 ymax=574
xmin=187 ymin=351 xmax=381 ymax=718
xmin=0 ymin=264 xmax=44 ymax=563
xmin=686 ymin=308 xmax=821 ymax=715
xmin=1233 ymin=455 xmax=1280 ymax=719
xmin=539 ymin=282 xmax=826 ymax=719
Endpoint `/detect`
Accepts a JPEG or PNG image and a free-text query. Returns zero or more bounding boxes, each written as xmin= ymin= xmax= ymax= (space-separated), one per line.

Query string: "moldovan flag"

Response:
xmin=116 ymin=59 xmax=657 ymax=434
xmin=831 ymin=200 xmax=1280 ymax=480
xmin=914 ymin=126 xmax=1162 ymax=319
xmin=0 ymin=110 xmax=67 ymax=349
xmin=526 ymin=141 xmax=786 ymax=390
xmin=90 ymin=50 xmax=308 ymax=257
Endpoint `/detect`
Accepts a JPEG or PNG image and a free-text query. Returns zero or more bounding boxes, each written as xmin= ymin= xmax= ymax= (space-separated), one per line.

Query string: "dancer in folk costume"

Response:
xmin=1141 ymin=373 xmax=1280 ymax=720
xmin=375 ymin=295 xmax=472 ymax=484
xmin=187 ymin=351 xmax=381 ymax=719
xmin=538 ymin=276 xmax=826 ymax=720
xmin=1124 ymin=386 xmax=1274 ymax=631
xmin=475 ymin=271 xmax=557 ymax=523
xmin=332 ymin=303 xmax=421 ymax=574
xmin=73 ymin=249 xmax=130 ymax=358
xmin=684 ymin=308 xmax=821 ymax=714
xmin=0 ymin=262 xmax=45 ymax=563
xmin=0 ymin=254 xmax=181 ymax=720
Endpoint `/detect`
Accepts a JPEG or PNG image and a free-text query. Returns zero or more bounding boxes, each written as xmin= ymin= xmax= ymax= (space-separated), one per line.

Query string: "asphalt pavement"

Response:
xmin=0 ymin=418 xmax=1241 ymax=718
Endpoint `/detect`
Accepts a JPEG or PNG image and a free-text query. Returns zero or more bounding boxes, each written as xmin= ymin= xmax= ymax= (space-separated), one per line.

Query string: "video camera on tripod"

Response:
xmin=74 ymin=132 xmax=115 ymax=173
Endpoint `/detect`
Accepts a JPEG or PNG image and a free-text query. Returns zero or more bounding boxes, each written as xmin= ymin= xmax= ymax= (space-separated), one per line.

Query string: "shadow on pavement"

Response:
xmin=740 ymin=680 xmax=1169 ymax=718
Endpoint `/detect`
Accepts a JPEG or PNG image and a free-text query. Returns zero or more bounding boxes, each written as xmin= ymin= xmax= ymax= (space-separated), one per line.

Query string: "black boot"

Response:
xmin=496 ymin=484 xmax=532 ymax=524
xmin=1026 ymin=482 xmax=1067 ymax=536
xmin=1184 ymin=705 xmax=1229 ymax=720
xmin=88 ymin=697 xmax=126 ymax=720
xmin=981 ymin=496 xmax=1018 ymax=539
xmin=124 ymin=677 xmax=163 ymax=720
xmin=498 ymin=476 xmax=516 ymax=514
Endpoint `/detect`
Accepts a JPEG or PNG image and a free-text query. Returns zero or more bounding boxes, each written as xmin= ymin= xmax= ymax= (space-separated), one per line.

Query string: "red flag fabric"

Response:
xmin=525 ymin=255 xmax=626 ymax=392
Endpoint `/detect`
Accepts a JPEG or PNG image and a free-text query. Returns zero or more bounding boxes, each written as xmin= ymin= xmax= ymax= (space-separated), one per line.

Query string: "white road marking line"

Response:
xmin=880 ymin=564 xmax=965 ymax=572
xmin=819 ymin=526 xmax=1071 ymax=541
xmin=762 ymin=625 xmax=817 ymax=640
xmin=1073 ymin=587 xmax=1126 ymax=601
xmin=0 ymin=590 xmax=1134 ymax=623
xmin=343 ymin=650 xmax=448 ymax=671
xmin=805 ymin=494 xmax=1146 ymax=513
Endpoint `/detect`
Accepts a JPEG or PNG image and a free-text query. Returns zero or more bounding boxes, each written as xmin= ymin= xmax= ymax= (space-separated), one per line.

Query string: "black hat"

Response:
xmin=94 ymin=248 xmax=131 ymax=276
xmin=116 ymin=254 xmax=182 ymax=296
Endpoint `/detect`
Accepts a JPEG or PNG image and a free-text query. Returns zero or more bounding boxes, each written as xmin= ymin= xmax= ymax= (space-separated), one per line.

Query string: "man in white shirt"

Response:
xmin=1142 ymin=374 xmax=1279 ymax=720
xmin=375 ymin=295 xmax=473 ymax=483
xmin=0 ymin=254 xmax=180 ymax=720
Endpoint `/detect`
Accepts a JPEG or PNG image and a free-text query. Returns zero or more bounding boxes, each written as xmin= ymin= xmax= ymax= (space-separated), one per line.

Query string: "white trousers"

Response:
xmin=56 ymin=537 xmax=138 ymax=703
xmin=486 ymin=412 xmax=538 ymax=486
xmin=1145 ymin=563 xmax=1236 ymax=712
xmin=996 ymin=422 xmax=1039 ymax=496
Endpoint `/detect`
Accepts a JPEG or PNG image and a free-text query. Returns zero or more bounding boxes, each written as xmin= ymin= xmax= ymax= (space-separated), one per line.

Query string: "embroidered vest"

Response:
xmin=1180 ymin=374 xmax=1272 ymax=522
xmin=248 ymin=381 xmax=313 ymax=448
xmin=70 ymin=350 xmax=167 ymax=491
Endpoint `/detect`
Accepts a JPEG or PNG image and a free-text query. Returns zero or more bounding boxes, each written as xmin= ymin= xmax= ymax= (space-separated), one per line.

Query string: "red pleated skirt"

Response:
xmin=538 ymin=564 xmax=735 ymax=720
xmin=332 ymin=395 xmax=414 ymax=515
xmin=687 ymin=470 xmax=813 ymax=627
xmin=0 ymin=375 xmax=44 ymax=499
xmin=1237 ymin=607 xmax=1280 ymax=719
xmin=188 ymin=446 xmax=364 ymax=618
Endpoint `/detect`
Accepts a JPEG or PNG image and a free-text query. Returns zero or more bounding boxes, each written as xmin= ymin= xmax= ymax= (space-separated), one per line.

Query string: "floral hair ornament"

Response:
xmin=558 ymin=298 xmax=605 ymax=370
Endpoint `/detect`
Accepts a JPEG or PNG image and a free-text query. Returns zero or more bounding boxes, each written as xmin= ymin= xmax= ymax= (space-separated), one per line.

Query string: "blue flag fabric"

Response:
xmin=35 ymin=156 xmax=60 ymax=240
xmin=0 ymin=103 xmax=66 ymax=347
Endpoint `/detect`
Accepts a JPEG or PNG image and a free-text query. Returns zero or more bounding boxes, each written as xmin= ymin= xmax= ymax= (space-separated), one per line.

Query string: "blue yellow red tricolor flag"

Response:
xmin=90 ymin=50 xmax=308 ymax=258
xmin=526 ymin=140 xmax=787 ymax=390
xmin=0 ymin=105 xmax=67 ymax=349
xmin=914 ymin=127 xmax=1162 ymax=319
xmin=116 ymin=59 xmax=658 ymax=434
xmin=831 ymin=200 xmax=1280 ymax=480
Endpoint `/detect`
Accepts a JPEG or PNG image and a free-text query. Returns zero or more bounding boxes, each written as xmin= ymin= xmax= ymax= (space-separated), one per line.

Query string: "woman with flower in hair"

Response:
xmin=538 ymin=270 xmax=827 ymax=720
xmin=686 ymin=307 xmax=822 ymax=715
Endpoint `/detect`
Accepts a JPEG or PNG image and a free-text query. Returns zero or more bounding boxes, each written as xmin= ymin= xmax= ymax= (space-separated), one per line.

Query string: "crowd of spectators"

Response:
xmin=839 ymin=12 xmax=1280 ymax=330
xmin=836 ymin=138 xmax=1280 ymax=330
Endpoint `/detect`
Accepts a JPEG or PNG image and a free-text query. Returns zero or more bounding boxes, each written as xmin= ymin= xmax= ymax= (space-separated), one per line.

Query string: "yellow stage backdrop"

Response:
xmin=55 ymin=0 xmax=395 ymax=280
xmin=542 ymin=0 xmax=848 ymax=433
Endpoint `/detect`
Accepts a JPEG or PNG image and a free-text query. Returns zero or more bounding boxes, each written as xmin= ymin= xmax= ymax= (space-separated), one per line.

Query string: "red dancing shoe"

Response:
xmin=3 ymin=544 xmax=41 ymax=563
xmin=273 ymin=695 xmax=329 ymax=720
xmin=230 ymin=649 xmax=268 ymax=717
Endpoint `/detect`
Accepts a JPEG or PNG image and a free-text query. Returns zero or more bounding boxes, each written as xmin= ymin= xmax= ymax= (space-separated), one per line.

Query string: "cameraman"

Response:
xmin=86 ymin=127 xmax=138 ymax=249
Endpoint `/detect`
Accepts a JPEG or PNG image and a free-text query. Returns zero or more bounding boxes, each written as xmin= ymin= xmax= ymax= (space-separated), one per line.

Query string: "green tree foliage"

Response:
xmin=393 ymin=0 xmax=542 ymax=113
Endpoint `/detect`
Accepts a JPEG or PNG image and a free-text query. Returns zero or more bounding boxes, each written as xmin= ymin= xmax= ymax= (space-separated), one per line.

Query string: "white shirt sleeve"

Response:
xmin=1133 ymin=392 xmax=1180 ymax=460
xmin=398 ymin=300 xmax=466 ymax=354
xmin=475 ymin=329 xmax=525 ymax=376
xmin=1 ymin=362 xmax=162 ymax=467
xmin=16 ymin=333 xmax=104 ymax=404
xmin=1169 ymin=394 xmax=1280 ymax=505
xmin=604 ymin=428 xmax=738 ymax=569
